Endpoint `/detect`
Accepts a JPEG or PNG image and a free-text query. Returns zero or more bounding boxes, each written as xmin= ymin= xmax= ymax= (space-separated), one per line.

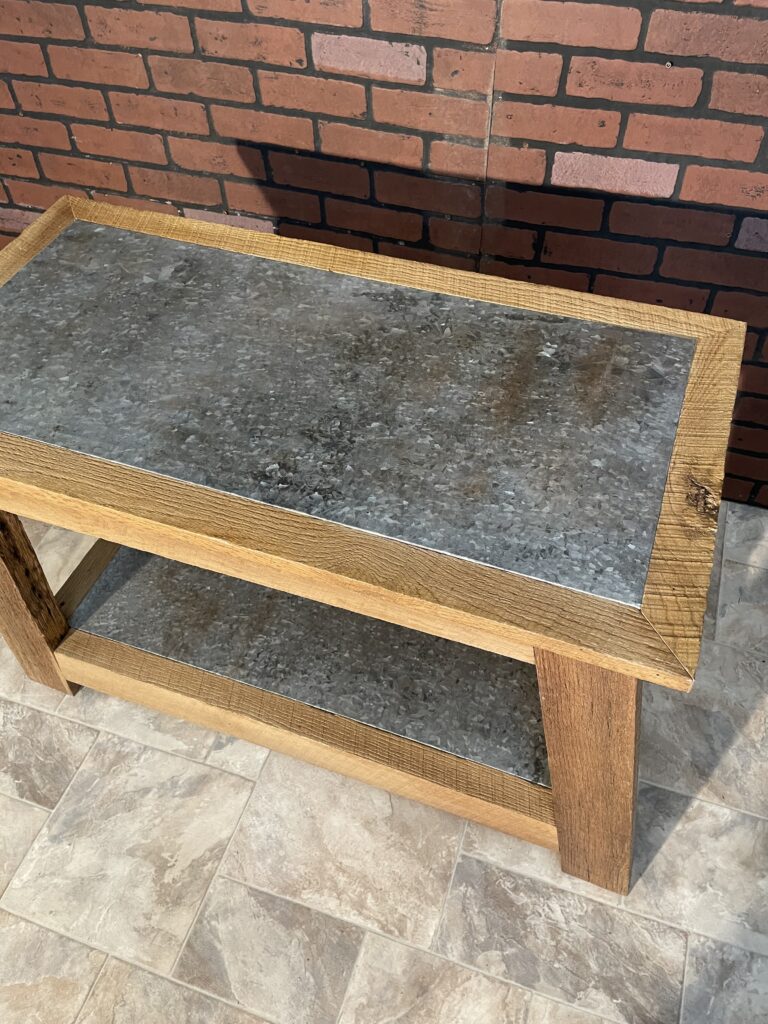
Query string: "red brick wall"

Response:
xmin=0 ymin=0 xmax=767 ymax=506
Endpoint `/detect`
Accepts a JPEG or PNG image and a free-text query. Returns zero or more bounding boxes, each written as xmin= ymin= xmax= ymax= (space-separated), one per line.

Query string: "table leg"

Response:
xmin=0 ymin=511 xmax=72 ymax=693
xmin=534 ymin=648 xmax=641 ymax=895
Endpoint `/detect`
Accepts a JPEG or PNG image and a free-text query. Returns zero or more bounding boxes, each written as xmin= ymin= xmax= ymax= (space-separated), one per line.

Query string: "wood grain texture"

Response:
xmin=56 ymin=629 xmax=558 ymax=848
xmin=56 ymin=538 xmax=119 ymax=619
xmin=0 ymin=196 xmax=74 ymax=287
xmin=535 ymin=649 xmax=641 ymax=894
xmin=0 ymin=196 xmax=745 ymax=691
xmin=0 ymin=433 xmax=692 ymax=688
xmin=0 ymin=512 xmax=71 ymax=692
xmin=642 ymin=321 xmax=745 ymax=675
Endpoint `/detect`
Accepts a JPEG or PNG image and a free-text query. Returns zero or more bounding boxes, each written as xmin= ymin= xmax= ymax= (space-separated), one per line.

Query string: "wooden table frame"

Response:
xmin=0 ymin=196 xmax=745 ymax=894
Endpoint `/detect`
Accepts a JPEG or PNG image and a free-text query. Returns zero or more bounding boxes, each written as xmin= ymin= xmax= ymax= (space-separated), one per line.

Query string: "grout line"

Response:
xmin=678 ymin=932 xmax=692 ymax=1024
xmin=332 ymin=928 xmax=368 ymax=1024
xmin=167 ymin=769 xmax=259 ymax=978
xmin=72 ymin=952 xmax=109 ymax=1024
xmin=636 ymin=777 xmax=768 ymax=825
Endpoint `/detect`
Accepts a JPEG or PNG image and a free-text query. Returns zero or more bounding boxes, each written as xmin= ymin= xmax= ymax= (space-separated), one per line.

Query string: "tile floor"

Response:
xmin=0 ymin=503 xmax=766 ymax=1024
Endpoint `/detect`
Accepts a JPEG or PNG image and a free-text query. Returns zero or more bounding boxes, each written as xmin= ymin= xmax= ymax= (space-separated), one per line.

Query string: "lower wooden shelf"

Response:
xmin=55 ymin=543 xmax=557 ymax=849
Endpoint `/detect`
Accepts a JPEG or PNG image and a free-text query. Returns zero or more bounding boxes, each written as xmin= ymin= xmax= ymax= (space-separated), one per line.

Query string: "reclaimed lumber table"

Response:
xmin=0 ymin=196 xmax=744 ymax=894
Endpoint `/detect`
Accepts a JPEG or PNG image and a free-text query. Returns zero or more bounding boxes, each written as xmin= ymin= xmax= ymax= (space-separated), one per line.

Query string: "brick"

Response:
xmin=594 ymin=275 xmax=709 ymax=311
xmin=646 ymin=10 xmax=768 ymax=64
xmin=756 ymin=484 xmax=768 ymax=508
xmin=279 ymin=222 xmax=373 ymax=251
xmin=212 ymin=105 xmax=314 ymax=150
xmin=0 ymin=182 xmax=6 ymax=204
xmin=247 ymin=0 xmax=362 ymax=25
xmin=185 ymin=208 xmax=274 ymax=231
xmin=259 ymin=71 xmax=366 ymax=118
xmin=711 ymin=72 xmax=768 ymax=118
xmin=740 ymin=363 xmax=768 ymax=393
xmin=14 ymin=81 xmax=107 ymax=121
xmin=494 ymin=50 xmax=563 ymax=97
xmin=552 ymin=152 xmax=678 ymax=199
xmin=197 ymin=19 xmax=306 ymax=67
xmin=734 ymin=395 xmax=768 ymax=424
xmin=0 ymin=206 xmax=37 ymax=232
xmin=7 ymin=180 xmax=87 ymax=208
xmin=0 ymin=82 xmax=14 ymax=109
xmin=485 ymin=186 xmax=604 ymax=231
xmin=0 ymin=112 xmax=70 ymax=150
xmin=377 ymin=242 xmax=475 ymax=272
xmin=428 ymin=141 xmax=486 ymax=180
xmin=723 ymin=476 xmax=757 ymax=503
xmin=170 ymin=138 xmax=265 ymax=178
xmin=39 ymin=152 xmax=127 ymax=191
xmin=712 ymin=291 xmax=768 ymax=328
xmin=313 ymin=34 xmax=425 ymax=85
xmin=731 ymin=425 xmax=768 ymax=455
xmin=226 ymin=181 xmax=321 ymax=222
xmin=0 ymin=147 xmax=37 ymax=177
xmin=0 ymin=40 xmax=46 ymax=77
xmin=625 ymin=114 xmax=763 ymax=163
xmin=85 ymin=7 xmax=193 ymax=53
xmin=567 ymin=57 xmax=702 ymax=107
xmin=502 ymin=0 xmax=641 ymax=49
xmin=91 ymin=192 xmax=179 ymax=214
xmin=326 ymin=198 xmax=422 ymax=240
xmin=369 ymin=0 xmax=496 ymax=44
xmin=375 ymin=170 xmax=481 ymax=217
xmin=140 ymin=0 xmax=241 ymax=7
xmin=681 ymin=167 xmax=768 ymax=211
xmin=723 ymin=452 xmax=768 ymax=482
xmin=320 ymin=122 xmax=422 ymax=170
xmin=432 ymin=49 xmax=495 ymax=94
xmin=130 ymin=166 xmax=222 ymax=205
xmin=0 ymin=0 xmax=84 ymax=40
xmin=268 ymin=151 xmax=369 ymax=198
xmin=48 ymin=46 xmax=148 ymax=89
xmin=73 ymin=124 xmax=167 ymax=165
xmin=111 ymin=92 xmax=208 ymax=134
xmin=0 ymin=236 xmax=15 ymax=251
xmin=543 ymin=233 xmax=657 ymax=275
xmin=743 ymin=332 xmax=762 ymax=360
xmin=736 ymin=217 xmax=768 ymax=252
xmin=486 ymin=144 xmax=546 ymax=186
xmin=661 ymin=247 xmax=768 ymax=291
xmin=429 ymin=217 xmax=482 ymax=253
xmin=493 ymin=101 xmax=619 ymax=148
xmin=372 ymin=88 xmax=488 ymax=139
xmin=481 ymin=223 xmax=537 ymax=260
xmin=609 ymin=202 xmax=734 ymax=245
xmin=481 ymin=259 xmax=590 ymax=291
xmin=150 ymin=56 xmax=254 ymax=102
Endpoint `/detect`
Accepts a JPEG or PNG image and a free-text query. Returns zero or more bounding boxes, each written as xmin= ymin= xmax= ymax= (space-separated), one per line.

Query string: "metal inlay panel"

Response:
xmin=72 ymin=547 xmax=549 ymax=783
xmin=0 ymin=221 xmax=695 ymax=604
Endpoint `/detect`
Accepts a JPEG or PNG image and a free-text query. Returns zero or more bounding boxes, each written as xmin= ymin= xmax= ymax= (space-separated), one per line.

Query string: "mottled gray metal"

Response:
xmin=0 ymin=221 xmax=694 ymax=605
xmin=72 ymin=547 xmax=549 ymax=783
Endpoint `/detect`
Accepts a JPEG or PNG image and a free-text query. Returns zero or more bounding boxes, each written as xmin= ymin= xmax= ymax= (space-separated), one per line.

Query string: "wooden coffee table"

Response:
xmin=0 ymin=197 xmax=744 ymax=894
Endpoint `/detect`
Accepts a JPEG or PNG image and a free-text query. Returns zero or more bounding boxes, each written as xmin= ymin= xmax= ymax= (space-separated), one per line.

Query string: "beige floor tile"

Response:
xmin=625 ymin=785 xmax=768 ymax=956
xmin=338 ymin=931 xmax=530 ymax=1023
xmin=716 ymin=560 xmax=768 ymax=656
xmin=31 ymin=524 xmax=96 ymax=591
xmin=462 ymin=823 xmax=620 ymax=905
xmin=0 ymin=909 xmax=104 ymax=1024
xmin=435 ymin=855 xmax=686 ymax=1024
xmin=526 ymin=996 xmax=609 ymax=1023
xmin=0 ymin=642 xmax=66 ymax=712
xmin=222 ymin=752 xmax=464 ymax=944
xmin=724 ymin=502 xmax=768 ymax=570
xmin=175 ymin=875 xmax=362 ymax=1024
xmin=0 ymin=698 xmax=96 ymax=808
xmin=681 ymin=935 xmax=768 ymax=1023
xmin=640 ymin=641 xmax=768 ymax=817
xmin=2 ymin=733 xmax=252 ymax=971
xmin=58 ymin=687 xmax=218 ymax=761
xmin=0 ymin=794 xmax=47 ymax=893
xmin=205 ymin=735 xmax=270 ymax=780
xmin=78 ymin=958 xmax=267 ymax=1023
